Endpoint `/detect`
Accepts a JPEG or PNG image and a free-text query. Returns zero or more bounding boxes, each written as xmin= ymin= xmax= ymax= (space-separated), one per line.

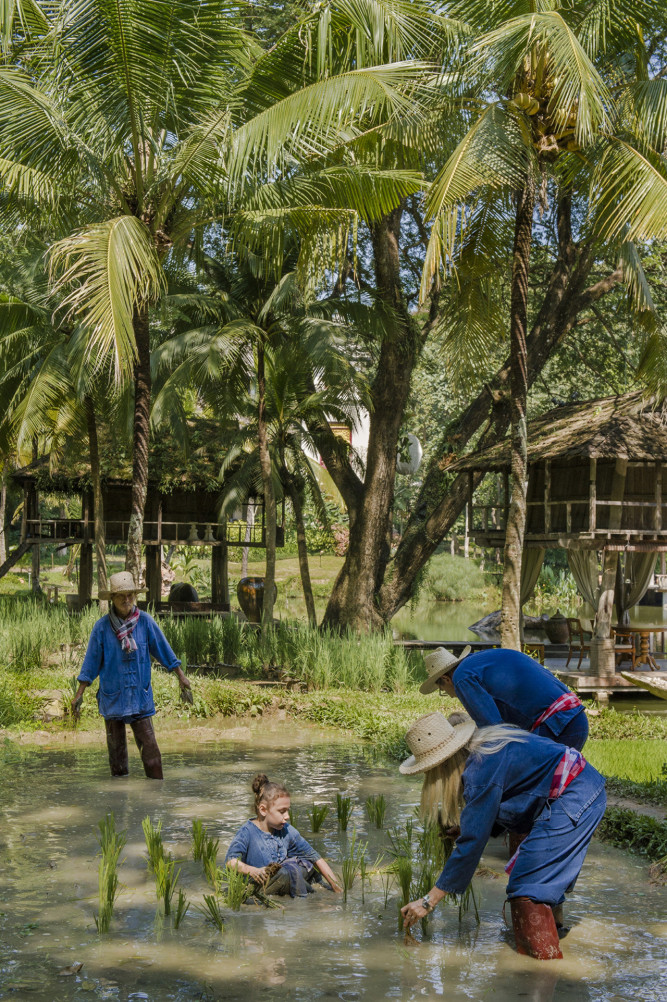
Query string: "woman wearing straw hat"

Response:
xmin=399 ymin=711 xmax=606 ymax=959
xmin=71 ymin=571 xmax=191 ymax=778
xmin=421 ymin=647 xmax=588 ymax=751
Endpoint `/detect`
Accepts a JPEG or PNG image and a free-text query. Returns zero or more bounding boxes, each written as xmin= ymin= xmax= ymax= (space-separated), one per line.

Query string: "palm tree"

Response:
xmin=0 ymin=0 xmax=425 ymax=583
xmin=420 ymin=0 xmax=667 ymax=647
xmin=153 ymin=261 xmax=365 ymax=630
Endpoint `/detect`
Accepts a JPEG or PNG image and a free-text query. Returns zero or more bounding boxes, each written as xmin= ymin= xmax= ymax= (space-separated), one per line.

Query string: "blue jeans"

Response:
xmin=506 ymin=763 xmax=606 ymax=906
xmin=536 ymin=709 xmax=588 ymax=751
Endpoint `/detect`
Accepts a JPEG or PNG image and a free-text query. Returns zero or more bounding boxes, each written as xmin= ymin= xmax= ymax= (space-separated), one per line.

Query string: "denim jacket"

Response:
xmin=434 ymin=733 xmax=603 ymax=895
xmin=225 ymin=820 xmax=321 ymax=868
xmin=78 ymin=611 xmax=180 ymax=720
xmin=452 ymin=649 xmax=583 ymax=736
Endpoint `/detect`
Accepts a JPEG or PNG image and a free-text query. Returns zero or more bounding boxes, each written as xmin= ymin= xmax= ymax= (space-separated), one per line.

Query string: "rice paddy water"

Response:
xmin=0 ymin=720 xmax=665 ymax=1001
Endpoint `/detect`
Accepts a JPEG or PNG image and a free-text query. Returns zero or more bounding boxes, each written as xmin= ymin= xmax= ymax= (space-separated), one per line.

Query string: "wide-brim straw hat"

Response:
xmin=420 ymin=645 xmax=471 ymax=694
xmin=98 ymin=571 xmax=146 ymax=600
xmin=399 ymin=711 xmax=476 ymax=775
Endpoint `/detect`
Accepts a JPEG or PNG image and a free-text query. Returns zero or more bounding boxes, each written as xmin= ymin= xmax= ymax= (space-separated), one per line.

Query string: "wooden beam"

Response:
xmin=655 ymin=462 xmax=662 ymax=532
xmin=78 ymin=542 xmax=93 ymax=606
xmin=544 ymin=459 xmax=551 ymax=534
xmin=211 ymin=540 xmax=229 ymax=606
xmin=589 ymin=457 xmax=597 ymax=532
xmin=145 ymin=545 xmax=162 ymax=605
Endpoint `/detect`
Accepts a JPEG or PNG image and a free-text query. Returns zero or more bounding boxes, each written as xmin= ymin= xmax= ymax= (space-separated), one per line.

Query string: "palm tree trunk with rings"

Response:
xmin=125 ymin=304 xmax=151 ymax=587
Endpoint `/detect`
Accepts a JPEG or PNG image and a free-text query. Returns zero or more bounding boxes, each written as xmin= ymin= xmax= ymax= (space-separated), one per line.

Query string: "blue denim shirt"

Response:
xmin=434 ymin=733 xmax=604 ymax=894
xmin=452 ymin=649 xmax=583 ymax=736
xmin=78 ymin=611 xmax=181 ymax=721
xmin=225 ymin=820 xmax=321 ymax=868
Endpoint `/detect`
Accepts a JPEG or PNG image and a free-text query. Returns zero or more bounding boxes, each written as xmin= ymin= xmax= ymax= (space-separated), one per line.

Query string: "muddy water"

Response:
xmin=1 ymin=722 xmax=666 ymax=1002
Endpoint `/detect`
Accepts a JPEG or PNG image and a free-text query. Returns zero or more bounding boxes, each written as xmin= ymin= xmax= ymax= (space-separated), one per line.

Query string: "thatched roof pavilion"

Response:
xmin=450 ymin=392 xmax=667 ymax=549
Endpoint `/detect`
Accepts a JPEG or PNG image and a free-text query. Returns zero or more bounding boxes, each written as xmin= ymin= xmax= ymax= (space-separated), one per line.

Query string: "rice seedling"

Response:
xmin=199 ymin=893 xmax=225 ymax=931
xmin=387 ymin=819 xmax=413 ymax=858
xmin=173 ymin=889 xmax=189 ymax=928
xmin=154 ymin=857 xmax=180 ymax=917
xmin=336 ymin=793 xmax=352 ymax=831
xmin=142 ymin=816 xmax=165 ymax=872
xmin=394 ymin=855 xmax=413 ymax=931
xmin=378 ymin=867 xmax=394 ymax=909
xmin=94 ymin=814 xmax=126 ymax=934
xmin=191 ymin=819 xmax=206 ymax=861
xmin=359 ymin=854 xmax=368 ymax=904
xmin=308 ymin=803 xmax=329 ymax=832
xmin=340 ymin=830 xmax=367 ymax=904
xmin=365 ymin=794 xmax=387 ymax=829
xmin=202 ymin=836 xmax=220 ymax=890
xmin=220 ymin=864 xmax=250 ymax=911
xmin=288 ymin=805 xmax=299 ymax=828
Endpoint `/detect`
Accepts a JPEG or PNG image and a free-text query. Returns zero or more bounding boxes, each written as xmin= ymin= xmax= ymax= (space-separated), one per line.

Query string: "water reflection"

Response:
xmin=0 ymin=728 xmax=665 ymax=1001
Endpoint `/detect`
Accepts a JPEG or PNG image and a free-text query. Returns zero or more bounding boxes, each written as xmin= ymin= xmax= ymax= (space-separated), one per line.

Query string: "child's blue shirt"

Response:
xmin=78 ymin=610 xmax=180 ymax=721
xmin=225 ymin=820 xmax=321 ymax=868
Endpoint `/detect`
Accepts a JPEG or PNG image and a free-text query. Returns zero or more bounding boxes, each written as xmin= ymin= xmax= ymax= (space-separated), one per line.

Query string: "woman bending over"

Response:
xmin=225 ymin=774 xmax=341 ymax=897
xmin=399 ymin=712 xmax=606 ymax=959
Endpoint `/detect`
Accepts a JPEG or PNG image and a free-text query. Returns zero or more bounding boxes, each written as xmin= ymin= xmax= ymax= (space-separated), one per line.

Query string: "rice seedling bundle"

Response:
xmin=199 ymin=893 xmax=225 ymax=931
xmin=142 ymin=816 xmax=165 ymax=872
xmin=220 ymin=864 xmax=250 ymax=911
xmin=154 ymin=856 xmax=180 ymax=916
xmin=94 ymin=814 xmax=126 ymax=934
xmin=191 ymin=819 xmax=206 ymax=861
xmin=336 ymin=794 xmax=352 ymax=831
xmin=365 ymin=794 xmax=387 ymax=829
xmin=173 ymin=889 xmax=189 ymax=928
xmin=308 ymin=803 xmax=329 ymax=832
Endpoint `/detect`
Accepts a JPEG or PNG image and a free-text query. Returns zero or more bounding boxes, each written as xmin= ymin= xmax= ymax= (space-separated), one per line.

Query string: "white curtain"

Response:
xmin=567 ymin=549 xmax=599 ymax=608
xmin=618 ymin=552 xmax=657 ymax=622
xmin=520 ymin=548 xmax=545 ymax=607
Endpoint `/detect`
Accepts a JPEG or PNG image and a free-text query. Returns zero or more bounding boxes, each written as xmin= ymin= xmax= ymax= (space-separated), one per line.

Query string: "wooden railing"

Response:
xmin=24 ymin=518 xmax=284 ymax=548
xmin=470 ymin=497 xmax=667 ymax=538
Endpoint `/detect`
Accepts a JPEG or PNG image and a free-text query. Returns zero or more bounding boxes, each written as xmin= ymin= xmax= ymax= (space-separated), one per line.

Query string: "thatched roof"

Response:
xmin=449 ymin=392 xmax=667 ymax=472
xmin=13 ymin=416 xmax=228 ymax=493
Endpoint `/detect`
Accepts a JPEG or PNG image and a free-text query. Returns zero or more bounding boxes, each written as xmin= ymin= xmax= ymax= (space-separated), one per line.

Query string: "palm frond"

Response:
xmin=590 ymin=138 xmax=667 ymax=243
xmin=618 ymin=240 xmax=656 ymax=328
xmin=49 ymin=215 xmax=165 ymax=383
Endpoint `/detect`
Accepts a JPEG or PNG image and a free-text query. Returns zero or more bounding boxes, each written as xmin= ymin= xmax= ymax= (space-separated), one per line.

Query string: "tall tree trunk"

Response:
xmin=257 ymin=343 xmax=276 ymax=633
xmin=85 ymin=396 xmax=108 ymax=612
xmin=286 ymin=477 xmax=317 ymax=628
xmin=0 ymin=462 xmax=7 ymax=566
xmin=125 ymin=304 xmax=151 ymax=586
xmin=500 ymin=179 xmax=535 ymax=650
xmin=321 ymin=204 xmax=420 ymax=632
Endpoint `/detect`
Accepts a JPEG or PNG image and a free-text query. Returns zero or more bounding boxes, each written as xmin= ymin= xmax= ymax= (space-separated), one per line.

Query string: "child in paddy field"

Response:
xmin=225 ymin=774 xmax=342 ymax=897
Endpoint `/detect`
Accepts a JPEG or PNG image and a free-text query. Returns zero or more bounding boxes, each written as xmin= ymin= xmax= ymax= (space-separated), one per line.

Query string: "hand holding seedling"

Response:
xmin=401 ymin=887 xmax=446 ymax=929
xmin=71 ymin=682 xmax=88 ymax=721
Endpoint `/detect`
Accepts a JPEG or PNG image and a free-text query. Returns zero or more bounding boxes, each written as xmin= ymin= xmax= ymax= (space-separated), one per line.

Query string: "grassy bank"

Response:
xmin=1 ymin=598 xmax=666 ymax=810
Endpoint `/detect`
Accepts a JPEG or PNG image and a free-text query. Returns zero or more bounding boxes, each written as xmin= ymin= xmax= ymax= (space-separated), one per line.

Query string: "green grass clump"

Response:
xmin=94 ymin=814 xmax=126 ymax=934
xmin=336 ymin=794 xmax=352 ymax=831
xmin=365 ymin=794 xmax=387 ymax=829
xmin=198 ymin=893 xmax=225 ymax=931
xmin=596 ymin=807 xmax=667 ymax=861
xmin=142 ymin=816 xmax=165 ymax=872
xmin=308 ymin=803 xmax=329 ymax=832
xmin=220 ymin=864 xmax=250 ymax=910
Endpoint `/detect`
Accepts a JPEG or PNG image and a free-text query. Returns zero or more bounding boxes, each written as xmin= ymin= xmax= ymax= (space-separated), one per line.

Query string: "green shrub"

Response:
xmin=596 ymin=807 xmax=667 ymax=861
xmin=421 ymin=554 xmax=491 ymax=603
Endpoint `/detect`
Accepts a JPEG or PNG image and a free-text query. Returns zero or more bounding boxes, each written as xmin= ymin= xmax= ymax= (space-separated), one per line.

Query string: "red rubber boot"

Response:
xmin=510 ymin=897 xmax=563 ymax=960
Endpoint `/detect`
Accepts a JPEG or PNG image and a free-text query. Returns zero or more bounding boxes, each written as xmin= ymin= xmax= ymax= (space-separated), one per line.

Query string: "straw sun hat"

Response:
xmin=419 ymin=645 xmax=471 ymax=694
xmin=98 ymin=571 xmax=146 ymax=600
xmin=399 ymin=711 xmax=476 ymax=775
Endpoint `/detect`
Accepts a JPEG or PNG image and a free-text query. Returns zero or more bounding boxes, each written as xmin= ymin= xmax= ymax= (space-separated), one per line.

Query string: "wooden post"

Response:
xmin=211 ymin=539 xmax=229 ymax=608
xmin=589 ymin=458 xmax=597 ymax=531
xmin=544 ymin=459 xmax=551 ymax=534
xmin=145 ymin=545 xmax=162 ymax=606
xmin=655 ymin=462 xmax=662 ymax=532
xmin=29 ymin=484 xmax=40 ymax=593
xmin=464 ymin=503 xmax=470 ymax=559
xmin=594 ymin=459 xmax=627 ymax=641
xmin=78 ymin=542 xmax=93 ymax=606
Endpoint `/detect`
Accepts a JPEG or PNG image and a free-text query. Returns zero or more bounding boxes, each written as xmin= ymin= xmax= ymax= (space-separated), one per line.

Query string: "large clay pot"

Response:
xmin=237 ymin=576 xmax=277 ymax=623
xmin=542 ymin=610 xmax=569 ymax=645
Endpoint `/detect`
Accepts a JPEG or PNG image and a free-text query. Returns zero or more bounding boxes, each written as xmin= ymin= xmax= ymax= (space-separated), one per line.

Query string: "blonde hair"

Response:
xmin=468 ymin=724 xmax=528 ymax=757
xmin=419 ymin=747 xmax=469 ymax=828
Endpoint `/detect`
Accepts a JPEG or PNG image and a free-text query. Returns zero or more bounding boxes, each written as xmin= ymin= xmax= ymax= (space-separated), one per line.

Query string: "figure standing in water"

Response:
xmin=226 ymin=774 xmax=341 ymax=896
xmin=71 ymin=571 xmax=190 ymax=779
xmin=399 ymin=711 xmax=606 ymax=959
xmin=421 ymin=646 xmax=588 ymax=750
